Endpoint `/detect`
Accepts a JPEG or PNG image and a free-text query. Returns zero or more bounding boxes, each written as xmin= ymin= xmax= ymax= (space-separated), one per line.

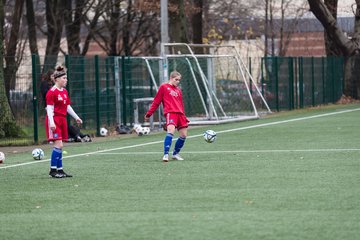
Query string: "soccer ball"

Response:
xmin=100 ymin=127 xmax=108 ymax=137
xmin=0 ymin=151 xmax=5 ymax=164
xmin=133 ymin=124 xmax=150 ymax=136
xmin=32 ymin=148 xmax=45 ymax=160
xmin=133 ymin=124 xmax=142 ymax=135
xmin=142 ymin=127 xmax=150 ymax=135
xmin=203 ymin=130 xmax=217 ymax=143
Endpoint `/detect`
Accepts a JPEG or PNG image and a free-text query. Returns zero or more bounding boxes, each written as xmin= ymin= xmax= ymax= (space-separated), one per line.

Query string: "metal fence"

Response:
xmin=261 ymin=56 xmax=344 ymax=111
xmin=1 ymin=55 xmax=345 ymax=146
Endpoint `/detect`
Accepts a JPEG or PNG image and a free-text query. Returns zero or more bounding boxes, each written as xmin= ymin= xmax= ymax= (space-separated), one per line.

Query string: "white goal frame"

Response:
xmin=158 ymin=43 xmax=272 ymax=125
xmin=113 ymin=44 xmax=272 ymax=127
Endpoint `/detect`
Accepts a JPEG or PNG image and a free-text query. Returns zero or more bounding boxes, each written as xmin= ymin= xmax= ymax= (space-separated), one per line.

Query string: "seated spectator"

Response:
xmin=68 ymin=124 xmax=92 ymax=142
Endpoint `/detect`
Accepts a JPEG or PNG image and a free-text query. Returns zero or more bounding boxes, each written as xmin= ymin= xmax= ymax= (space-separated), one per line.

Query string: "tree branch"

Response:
xmin=308 ymin=0 xmax=357 ymax=55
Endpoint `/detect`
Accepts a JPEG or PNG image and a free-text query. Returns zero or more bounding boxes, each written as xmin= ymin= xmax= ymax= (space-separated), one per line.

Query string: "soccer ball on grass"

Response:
xmin=32 ymin=148 xmax=45 ymax=160
xmin=203 ymin=130 xmax=217 ymax=143
xmin=142 ymin=127 xmax=150 ymax=135
xmin=100 ymin=127 xmax=108 ymax=137
xmin=0 ymin=151 xmax=5 ymax=164
xmin=133 ymin=124 xmax=150 ymax=136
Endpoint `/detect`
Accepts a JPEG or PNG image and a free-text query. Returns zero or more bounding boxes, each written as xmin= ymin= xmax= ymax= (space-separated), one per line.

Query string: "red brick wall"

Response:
xmin=282 ymin=32 xmax=326 ymax=57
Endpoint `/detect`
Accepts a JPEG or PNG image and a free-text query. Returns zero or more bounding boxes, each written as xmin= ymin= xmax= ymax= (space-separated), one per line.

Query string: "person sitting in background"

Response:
xmin=68 ymin=124 xmax=92 ymax=142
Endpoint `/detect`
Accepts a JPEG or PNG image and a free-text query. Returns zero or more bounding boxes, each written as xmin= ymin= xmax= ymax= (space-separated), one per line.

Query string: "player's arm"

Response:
xmin=144 ymin=87 xmax=164 ymax=121
xmin=46 ymin=105 xmax=56 ymax=131
xmin=67 ymin=105 xmax=83 ymax=126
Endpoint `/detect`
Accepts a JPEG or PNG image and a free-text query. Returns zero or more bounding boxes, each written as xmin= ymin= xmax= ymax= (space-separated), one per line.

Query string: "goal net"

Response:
xmin=155 ymin=43 xmax=271 ymax=125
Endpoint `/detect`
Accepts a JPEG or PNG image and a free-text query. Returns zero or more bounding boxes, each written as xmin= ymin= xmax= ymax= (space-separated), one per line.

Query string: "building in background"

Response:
xmin=278 ymin=17 xmax=354 ymax=56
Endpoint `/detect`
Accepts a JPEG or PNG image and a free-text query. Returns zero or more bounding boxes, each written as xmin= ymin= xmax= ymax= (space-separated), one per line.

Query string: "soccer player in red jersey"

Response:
xmin=46 ymin=66 xmax=83 ymax=178
xmin=145 ymin=71 xmax=189 ymax=162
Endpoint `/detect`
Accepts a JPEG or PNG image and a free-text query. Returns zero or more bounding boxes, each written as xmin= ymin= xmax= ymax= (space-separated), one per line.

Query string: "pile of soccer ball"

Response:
xmin=203 ymin=130 xmax=217 ymax=143
xmin=133 ymin=124 xmax=150 ymax=136
xmin=32 ymin=148 xmax=45 ymax=160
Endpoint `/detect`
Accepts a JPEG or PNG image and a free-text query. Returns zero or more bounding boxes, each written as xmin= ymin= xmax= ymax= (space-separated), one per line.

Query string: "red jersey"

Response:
xmin=46 ymin=86 xmax=70 ymax=117
xmin=146 ymin=83 xmax=185 ymax=117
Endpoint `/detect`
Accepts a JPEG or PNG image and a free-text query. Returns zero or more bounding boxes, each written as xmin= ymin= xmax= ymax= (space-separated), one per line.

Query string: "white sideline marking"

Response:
xmin=1 ymin=107 xmax=360 ymax=170
xmin=92 ymin=149 xmax=360 ymax=155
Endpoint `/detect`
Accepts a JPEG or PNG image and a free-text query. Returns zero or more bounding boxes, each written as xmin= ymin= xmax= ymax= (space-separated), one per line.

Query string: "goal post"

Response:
xmin=157 ymin=43 xmax=271 ymax=125
xmin=112 ymin=44 xmax=271 ymax=128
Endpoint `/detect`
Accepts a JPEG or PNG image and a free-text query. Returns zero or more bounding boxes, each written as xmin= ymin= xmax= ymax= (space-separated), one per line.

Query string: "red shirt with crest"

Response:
xmin=46 ymin=86 xmax=70 ymax=117
xmin=146 ymin=83 xmax=185 ymax=117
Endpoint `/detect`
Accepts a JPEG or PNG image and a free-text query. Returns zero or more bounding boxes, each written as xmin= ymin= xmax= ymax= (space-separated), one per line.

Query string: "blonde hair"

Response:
xmin=170 ymin=71 xmax=181 ymax=79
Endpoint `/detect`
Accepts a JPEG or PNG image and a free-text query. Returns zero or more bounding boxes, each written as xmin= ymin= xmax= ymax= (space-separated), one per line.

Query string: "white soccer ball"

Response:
xmin=100 ymin=127 xmax=108 ymax=137
xmin=142 ymin=127 xmax=150 ymax=135
xmin=203 ymin=130 xmax=217 ymax=143
xmin=32 ymin=148 xmax=44 ymax=160
xmin=0 ymin=151 xmax=5 ymax=163
xmin=133 ymin=124 xmax=145 ymax=136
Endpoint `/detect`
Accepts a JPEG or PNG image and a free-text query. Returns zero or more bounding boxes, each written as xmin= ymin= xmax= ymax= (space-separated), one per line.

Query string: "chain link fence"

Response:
xmin=1 ymin=55 xmax=345 ymax=146
xmin=261 ymin=56 xmax=344 ymax=111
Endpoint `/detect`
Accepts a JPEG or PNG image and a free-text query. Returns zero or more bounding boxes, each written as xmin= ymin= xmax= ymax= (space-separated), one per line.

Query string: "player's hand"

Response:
xmin=76 ymin=118 xmax=83 ymax=127
xmin=144 ymin=114 xmax=150 ymax=122
xmin=50 ymin=123 xmax=56 ymax=132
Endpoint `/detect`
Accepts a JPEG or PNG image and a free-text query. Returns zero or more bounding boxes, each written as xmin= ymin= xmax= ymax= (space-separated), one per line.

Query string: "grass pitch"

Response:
xmin=1 ymin=104 xmax=360 ymax=240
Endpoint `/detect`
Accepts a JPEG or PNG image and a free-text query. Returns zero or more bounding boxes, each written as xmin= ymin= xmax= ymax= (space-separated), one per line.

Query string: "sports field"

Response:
xmin=1 ymin=104 xmax=360 ymax=240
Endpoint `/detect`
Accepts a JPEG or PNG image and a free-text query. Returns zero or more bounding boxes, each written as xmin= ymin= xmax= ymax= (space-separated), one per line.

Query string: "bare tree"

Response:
xmin=261 ymin=0 xmax=308 ymax=56
xmin=308 ymin=0 xmax=360 ymax=98
xmin=64 ymin=0 xmax=85 ymax=55
xmin=269 ymin=0 xmax=275 ymax=55
xmin=265 ymin=0 xmax=269 ymax=55
xmin=136 ymin=0 xmax=203 ymax=47
xmin=4 ymin=0 xmax=25 ymax=93
xmin=25 ymin=0 xmax=42 ymax=91
xmin=26 ymin=0 xmax=39 ymax=56
xmin=34 ymin=0 xmax=203 ymax=58
xmin=0 ymin=0 xmax=22 ymax=138
xmin=323 ymin=0 xmax=342 ymax=56
xmin=204 ymin=0 xmax=266 ymax=44
xmin=205 ymin=0 xmax=306 ymax=56
xmin=168 ymin=0 xmax=189 ymax=43
xmin=42 ymin=0 xmax=65 ymax=71
xmin=86 ymin=0 xmax=159 ymax=56
xmin=308 ymin=0 xmax=358 ymax=56
xmin=80 ymin=0 xmax=107 ymax=55
xmin=191 ymin=0 xmax=203 ymax=45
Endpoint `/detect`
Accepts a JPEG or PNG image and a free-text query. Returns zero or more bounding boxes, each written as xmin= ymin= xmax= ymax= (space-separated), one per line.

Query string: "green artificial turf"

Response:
xmin=1 ymin=104 xmax=359 ymax=240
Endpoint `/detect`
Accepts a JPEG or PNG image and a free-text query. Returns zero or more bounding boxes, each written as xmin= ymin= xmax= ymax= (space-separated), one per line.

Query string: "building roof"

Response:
xmin=274 ymin=17 xmax=354 ymax=33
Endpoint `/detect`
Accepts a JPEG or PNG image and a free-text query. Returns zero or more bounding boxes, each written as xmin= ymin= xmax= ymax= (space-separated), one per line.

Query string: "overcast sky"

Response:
xmin=305 ymin=0 xmax=355 ymax=17
xmin=337 ymin=0 xmax=356 ymax=16
xmin=252 ymin=0 xmax=356 ymax=18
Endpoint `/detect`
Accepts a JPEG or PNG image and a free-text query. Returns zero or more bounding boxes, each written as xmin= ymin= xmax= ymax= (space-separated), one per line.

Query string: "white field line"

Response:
xmin=1 ymin=107 xmax=360 ymax=170
xmin=91 ymin=149 xmax=360 ymax=155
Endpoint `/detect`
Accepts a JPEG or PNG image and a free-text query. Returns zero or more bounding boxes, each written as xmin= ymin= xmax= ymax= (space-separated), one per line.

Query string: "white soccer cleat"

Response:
xmin=162 ymin=154 xmax=169 ymax=162
xmin=172 ymin=154 xmax=184 ymax=161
